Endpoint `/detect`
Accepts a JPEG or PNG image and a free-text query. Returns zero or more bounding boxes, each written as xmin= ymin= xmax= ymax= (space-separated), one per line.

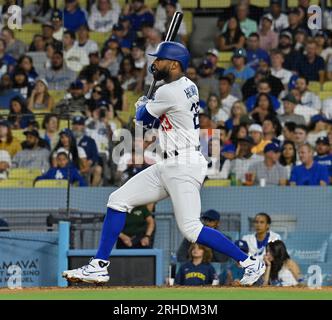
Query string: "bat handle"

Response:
xmin=147 ymin=80 xmax=157 ymax=99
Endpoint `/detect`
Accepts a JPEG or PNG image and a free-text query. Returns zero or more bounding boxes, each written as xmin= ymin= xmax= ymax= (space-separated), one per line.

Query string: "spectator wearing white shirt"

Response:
xmin=307 ymin=115 xmax=330 ymax=147
xmin=219 ymin=76 xmax=238 ymax=116
xmin=295 ymin=75 xmax=321 ymax=112
xmin=63 ymin=30 xmax=89 ymax=73
xmin=0 ymin=149 xmax=11 ymax=180
xmin=322 ymin=96 xmax=332 ymax=119
xmin=242 ymin=213 xmax=281 ymax=261
xmin=155 ymin=0 xmax=182 ymax=33
xmin=270 ymin=50 xmax=293 ymax=89
xmin=154 ymin=0 xmax=187 ymax=44
xmin=264 ymin=0 xmax=289 ymax=33
xmin=207 ymin=94 xmax=228 ymax=126
xmin=88 ymin=0 xmax=120 ymax=33
xmin=290 ymin=88 xmax=318 ymax=124
xmin=51 ymin=9 xmax=65 ymax=42
xmin=74 ymin=24 xmax=98 ymax=56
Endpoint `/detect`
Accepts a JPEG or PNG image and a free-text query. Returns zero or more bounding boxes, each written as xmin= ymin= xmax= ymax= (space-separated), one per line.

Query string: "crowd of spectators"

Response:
xmin=0 ymin=0 xmax=332 ymax=187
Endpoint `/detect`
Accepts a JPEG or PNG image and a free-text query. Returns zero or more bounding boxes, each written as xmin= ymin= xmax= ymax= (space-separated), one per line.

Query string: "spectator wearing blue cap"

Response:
xmin=248 ymin=142 xmax=288 ymax=186
xmin=246 ymin=33 xmax=270 ymax=71
xmin=54 ymin=79 xmax=87 ymax=114
xmin=307 ymin=115 xmax=329 ymax=147
xmin=290 ymin=143 xmax=329 ymax=186
xmin=63 ymin=0 xmax=88 ymax=32
xmin=88 ymin=0 xmax=120 ymax=33
xmin=219 ymin=240 xmax=249 ymax=286
xmin=72 ymin=115 xmax=103 ymax=186
xmin=223 ymin=48 xmax=255 ymax=88
xmin=177 ymin=210 xmax=229 ymax=264
xmin=218 ymin=16 xmax=246 ymax=52
xmin=314 ymin=136 xmax=332 ymax=184
xmin=51 ymin=9 xmax=64 ymax=42
xmin=36 ymin=151 xmax=87 ymax=187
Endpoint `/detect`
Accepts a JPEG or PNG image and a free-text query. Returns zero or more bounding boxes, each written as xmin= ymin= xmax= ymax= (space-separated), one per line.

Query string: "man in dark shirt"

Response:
xmin=177 ymin=210 xmax=229 ymax=263
xmin=294 ymin=40 xmax=325 ymax=83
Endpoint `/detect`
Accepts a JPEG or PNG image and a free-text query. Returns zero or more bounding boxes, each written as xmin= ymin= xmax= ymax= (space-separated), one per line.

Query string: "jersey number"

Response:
xmin=191 ymin=102 xmax=200 ymax=129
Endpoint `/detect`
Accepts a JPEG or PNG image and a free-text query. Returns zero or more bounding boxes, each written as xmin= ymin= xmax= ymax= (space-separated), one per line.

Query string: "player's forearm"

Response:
xmin=145 ymin=217 xmax=155 ymax=237
xmin=136 ymin=105 xmax=159 ymax=126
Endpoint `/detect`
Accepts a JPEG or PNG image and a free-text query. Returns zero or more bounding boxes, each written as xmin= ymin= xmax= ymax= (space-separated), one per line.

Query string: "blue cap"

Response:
xmin=316 ymin=136 xmax=330 ymax=145
xmin=311 ymin=114 xmax=328 ymax=124
xmin=201 ymin=59 xmax=213 ymax=69
xmin=234 ymin=240 xmax=249 ymax=253
xmin=51 ymin=9 xmax=62 ymax=21
xmin=59 ymin=128 xmax=74 ymax=138
xmin=72 ymin=115 xmax=85 ymax=125
xmin=97 ymin=100 xmax=109 ymax=108
xmin=222 ymin=144 xmax=236 ymax=154
xmin=70 ymin=79 xmax=83 ymax=90
xmin=264 ymin=142 xmax=280 ymax=153
xmin=201 ymin=210 xmax=220 ymax=221
xmin=113 ymin=23 xmax=124 ymax=31
xmin=233 ymin=48 xmax=247 ymax=58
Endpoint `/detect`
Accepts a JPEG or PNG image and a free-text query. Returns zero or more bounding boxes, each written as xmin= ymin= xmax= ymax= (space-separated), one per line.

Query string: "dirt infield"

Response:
xmin=0 ymin=286 xmax=331 ymax=300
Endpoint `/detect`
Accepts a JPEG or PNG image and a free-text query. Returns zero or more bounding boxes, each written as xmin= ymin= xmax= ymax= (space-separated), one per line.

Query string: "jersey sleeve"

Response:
xmin=145 ymin=85 xmax=175 ymax=118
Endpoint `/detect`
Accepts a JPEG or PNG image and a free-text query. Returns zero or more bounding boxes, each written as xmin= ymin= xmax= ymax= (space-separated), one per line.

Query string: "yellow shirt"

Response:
xmin=0 ymin=138 xmax=22 ymax=157
xmin=251 ymin=139 xmax=271 ymax=155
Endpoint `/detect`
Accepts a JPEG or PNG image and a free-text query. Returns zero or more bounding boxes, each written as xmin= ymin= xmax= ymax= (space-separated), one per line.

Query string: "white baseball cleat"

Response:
xmin=62 ymin=258 xmax=110 ymax=284
xmin=239 ymin=256 xmax=266 ymax=286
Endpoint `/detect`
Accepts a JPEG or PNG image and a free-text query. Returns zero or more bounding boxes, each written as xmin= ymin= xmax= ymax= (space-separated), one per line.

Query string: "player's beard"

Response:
xmin=152 ymin=65 xmax=171 ymax=82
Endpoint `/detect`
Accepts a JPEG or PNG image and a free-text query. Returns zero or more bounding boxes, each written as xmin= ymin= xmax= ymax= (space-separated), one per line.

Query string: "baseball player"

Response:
xmin=63 ymin=42 xmax=265 ymax=285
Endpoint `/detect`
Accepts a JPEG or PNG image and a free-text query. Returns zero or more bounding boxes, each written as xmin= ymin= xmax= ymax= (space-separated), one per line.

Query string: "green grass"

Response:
xmin=0 ymin=287 xmax=331 ymax=300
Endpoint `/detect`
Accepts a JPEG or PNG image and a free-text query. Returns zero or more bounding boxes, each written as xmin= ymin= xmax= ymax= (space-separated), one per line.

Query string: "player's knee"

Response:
xmin=107 ymin=191 xmax=130 ymax=212
xmin=179 ymin=220 xmax=204 ymax=243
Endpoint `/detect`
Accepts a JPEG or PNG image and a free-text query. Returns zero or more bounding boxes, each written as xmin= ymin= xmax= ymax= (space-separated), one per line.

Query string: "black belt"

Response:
xmin=163 ymin=146 xmax=200 ymax=159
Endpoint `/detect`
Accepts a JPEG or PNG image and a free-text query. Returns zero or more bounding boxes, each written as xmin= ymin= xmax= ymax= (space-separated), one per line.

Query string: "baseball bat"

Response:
xmin=147 ymin=11 xmax=183 ymax=99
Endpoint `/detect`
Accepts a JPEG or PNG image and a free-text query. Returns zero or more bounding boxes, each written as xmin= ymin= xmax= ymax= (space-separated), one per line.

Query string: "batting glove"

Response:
xmin=135 ymin=96 xmax=149 ymax=110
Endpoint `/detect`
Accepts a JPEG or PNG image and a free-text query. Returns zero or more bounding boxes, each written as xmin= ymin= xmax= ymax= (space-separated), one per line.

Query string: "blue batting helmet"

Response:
xmin=148 ymin=41 xmax=190 ymax=71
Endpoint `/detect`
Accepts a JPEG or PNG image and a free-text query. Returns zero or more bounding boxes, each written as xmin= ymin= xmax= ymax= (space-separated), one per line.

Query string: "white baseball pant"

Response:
xmin=108 ymin=151 xmax=208 ymax=243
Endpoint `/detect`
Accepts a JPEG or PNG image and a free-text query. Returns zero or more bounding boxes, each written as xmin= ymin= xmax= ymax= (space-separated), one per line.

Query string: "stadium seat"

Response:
xmin=14 ymin=30 xmax=34 ymax=46
xmin=118 ymin=0 xmax=127 ymax=7
xmin=0 ymin=179 xmax=33 ymax=188
xmin=48 ymin=90 xmax=66 ymax=104
xmin=179 ymin=0 xmax=198 ymax=9
xmin=0 ymin=109 xmax=9 ymax=116
xmin=319 ymin=91 xmax=332 ymax=101
xmin=89 ymin=32 xmax=109 ymax=48
xmin=308 ymin=81 xmax=321 ymax=94
xmin=183 ymin=10 xmax=193 ymax=35
xmin=322 ymin=81 xmax=332 ymax=92
xmin=22 ymin=23 xmax=42 ymax=34
xmin=219 ymin=51 xmax=233 ymax=62
xmin=203 ymin=179 xmax=231 ymax=187
xmin=11 ymin=130 xmax=25 ymax=143
xmin=123 ymin=90 xmax=140 ymax=115
xmin=34 ymin=179 xmax=68 ymax=188
xmin=9 ymin=168 xmax=42 ymax=181
xmin=250 ymin=0 xmax=270 ymax=7
xmin=288 ymin=0 xmax=319 ymax=7
xmin=59 ymin=119 xmax=70 ymax=130
xmin=200 ymin=0 xmax=231 ymax=8
xmin=145 ymin=0 xmax=158 ymax=8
